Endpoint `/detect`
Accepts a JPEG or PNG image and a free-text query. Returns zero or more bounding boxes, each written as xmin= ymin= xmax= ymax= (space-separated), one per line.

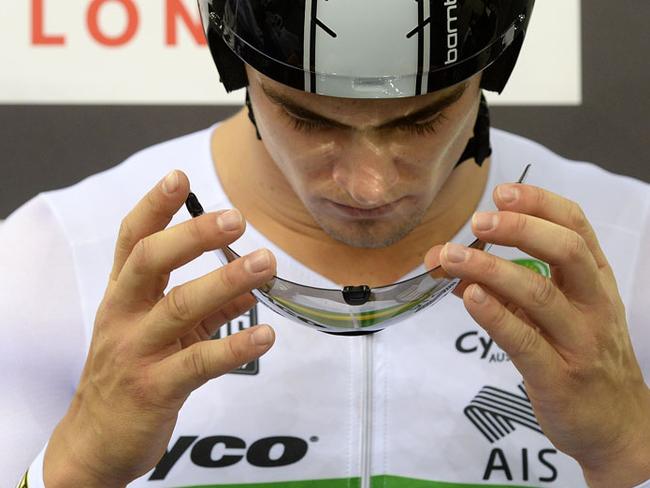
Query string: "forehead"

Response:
xmin=251 ymin=67 xmax=475 ymax=119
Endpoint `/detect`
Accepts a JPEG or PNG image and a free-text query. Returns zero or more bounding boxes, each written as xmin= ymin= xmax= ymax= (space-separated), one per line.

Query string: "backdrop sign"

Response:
xmin=0 ymin=0 xmax=581 ymax=105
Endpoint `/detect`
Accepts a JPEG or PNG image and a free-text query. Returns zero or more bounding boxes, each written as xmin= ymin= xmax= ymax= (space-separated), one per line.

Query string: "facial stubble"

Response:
xmin=307 ymin=201 xmax=430 ymax=249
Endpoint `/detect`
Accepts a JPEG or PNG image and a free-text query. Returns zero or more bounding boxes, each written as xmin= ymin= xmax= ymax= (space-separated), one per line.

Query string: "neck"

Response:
xmin=211 ymin=109 xmax=491 ymax=287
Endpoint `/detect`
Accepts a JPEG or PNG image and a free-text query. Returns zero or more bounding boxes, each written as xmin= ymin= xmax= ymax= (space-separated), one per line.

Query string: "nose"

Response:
xmin=332 ymin=136 xmax=400 ymax=207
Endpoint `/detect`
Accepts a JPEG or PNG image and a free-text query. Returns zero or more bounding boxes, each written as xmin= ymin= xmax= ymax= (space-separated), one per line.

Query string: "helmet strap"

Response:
xmin=245 ymin=88 xmax=492 ymax=168
xmin=455 ymin=92 xmax=492 ymax=168
xmin=245 ymin=88 xmax=262 ymax=140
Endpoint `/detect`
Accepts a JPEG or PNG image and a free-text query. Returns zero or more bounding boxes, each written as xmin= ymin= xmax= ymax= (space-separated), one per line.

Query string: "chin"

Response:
xmin=312 ymin=209 xmax=425 ymax=249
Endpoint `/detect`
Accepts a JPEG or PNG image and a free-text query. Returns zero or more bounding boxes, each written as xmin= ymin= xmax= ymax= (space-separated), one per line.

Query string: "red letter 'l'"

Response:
xmin=32 ymin=0 xmax=65 ymax=45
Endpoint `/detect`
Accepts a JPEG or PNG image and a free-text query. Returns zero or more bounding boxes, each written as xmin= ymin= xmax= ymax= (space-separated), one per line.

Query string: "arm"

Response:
xmin=0 ymin=195 xmax=86 ymax=486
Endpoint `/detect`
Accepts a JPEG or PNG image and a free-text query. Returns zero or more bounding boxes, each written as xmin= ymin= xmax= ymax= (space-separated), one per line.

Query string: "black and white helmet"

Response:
xmin=198 ymin=0 xmax=535 ymax=99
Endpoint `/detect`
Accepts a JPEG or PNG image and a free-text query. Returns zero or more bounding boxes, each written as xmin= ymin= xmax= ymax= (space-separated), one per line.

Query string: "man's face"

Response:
xmin=246 ymin=67 xmax=482 ymax=249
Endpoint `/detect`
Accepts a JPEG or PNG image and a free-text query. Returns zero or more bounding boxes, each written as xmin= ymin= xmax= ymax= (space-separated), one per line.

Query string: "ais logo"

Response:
xmin=465 ymin=383 xmax=558 ymax=483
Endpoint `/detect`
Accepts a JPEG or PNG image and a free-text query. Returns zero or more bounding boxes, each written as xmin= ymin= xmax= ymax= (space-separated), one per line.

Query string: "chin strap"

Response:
xmin=245 ymin=88 xmax=492 ymax=168
xmin=245 ymin=88 xmax=262 ymax=140
xmin=455 ymin=92 xmax=492 ymax=168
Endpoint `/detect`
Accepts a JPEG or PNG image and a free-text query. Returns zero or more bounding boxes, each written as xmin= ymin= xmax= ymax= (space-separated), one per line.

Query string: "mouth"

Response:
xmin=325 ymin=197 xmax=409 ymax=219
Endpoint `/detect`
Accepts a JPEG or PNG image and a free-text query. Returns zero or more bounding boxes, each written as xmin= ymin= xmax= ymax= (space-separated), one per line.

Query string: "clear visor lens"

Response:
xmin=216 ymin=239 xmax=489 ymax=333
xmin=214 ymin=165 xmax=531 ymax=334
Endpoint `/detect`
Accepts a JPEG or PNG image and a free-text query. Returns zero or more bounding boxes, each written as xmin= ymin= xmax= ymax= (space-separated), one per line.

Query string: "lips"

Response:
xmin=326 ymin=197 xmax=407 ymax=219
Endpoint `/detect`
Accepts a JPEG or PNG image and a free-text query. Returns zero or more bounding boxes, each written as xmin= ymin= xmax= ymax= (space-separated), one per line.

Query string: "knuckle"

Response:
xmin=165 ymin=286 xmax=193 ymax=322
xmin=513 ymin=325 xmax=541 ymax=357
xmin=145 ymin=190 xmax=160 ymax=213
xmin=532 ymin=186 xmax=548 ymax=209
xmin=482 ymin=253 xmax=500 ymax=278
xmin=185 ymin=217 xmax=206 ymax=244
xmin=529 ymin=273 xmax=555 ymax=308
xmin=564 ymin=231 xmax=587 ymax=261
xmin=512 ymin=212 xmax=529 ymax=234
xmin=489 ymin=300 xmax=510 ymax=328
xmin=224 ymin=334 xmax=248 ymax=365
xmin=565 ymin=363 xmax=591 ymax=384
xmin=219 ymin=261 xmax=243 ymax=292
xmin=567 ymin=201 xmax=589 ymax=233
xmin=130 ymin=237 xmax=153 ymax=274
xmin=186 ymin=346 xmax=211 ymax=383
xmin=116 ymin=218 xmax=136 ymax=253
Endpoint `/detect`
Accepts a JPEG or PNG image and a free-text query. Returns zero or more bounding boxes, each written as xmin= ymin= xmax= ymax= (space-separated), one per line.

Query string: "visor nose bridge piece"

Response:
xmin=333 ymin=134 xmax=399 ymax=206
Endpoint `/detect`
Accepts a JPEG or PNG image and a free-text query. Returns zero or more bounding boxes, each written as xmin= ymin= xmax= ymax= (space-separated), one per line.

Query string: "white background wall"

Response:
xmin=0 ymin=0 xmax=580 ymax=105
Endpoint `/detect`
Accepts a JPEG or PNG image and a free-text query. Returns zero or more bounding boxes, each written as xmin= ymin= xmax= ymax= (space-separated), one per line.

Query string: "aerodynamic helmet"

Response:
xmin=198 ymin=0 xmax=535 ymax=98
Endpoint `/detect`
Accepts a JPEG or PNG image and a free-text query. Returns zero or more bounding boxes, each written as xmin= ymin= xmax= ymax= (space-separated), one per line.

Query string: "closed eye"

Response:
xmin=285 ymin=110 xmax=448 ymax=136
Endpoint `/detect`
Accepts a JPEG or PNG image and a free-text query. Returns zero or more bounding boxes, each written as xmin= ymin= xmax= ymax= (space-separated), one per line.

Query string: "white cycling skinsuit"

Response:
xmin=2 ymin=126 xmax=650 ymax=488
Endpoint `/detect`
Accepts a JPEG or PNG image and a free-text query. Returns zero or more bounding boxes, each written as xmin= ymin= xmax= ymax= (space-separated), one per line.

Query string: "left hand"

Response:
xmin=425 ymin=183 xmax=650 ymax=488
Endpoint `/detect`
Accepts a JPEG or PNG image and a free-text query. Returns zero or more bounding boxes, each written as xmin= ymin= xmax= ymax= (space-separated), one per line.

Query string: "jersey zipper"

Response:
xmin=360 ymin=334 xmax=374 ymax=488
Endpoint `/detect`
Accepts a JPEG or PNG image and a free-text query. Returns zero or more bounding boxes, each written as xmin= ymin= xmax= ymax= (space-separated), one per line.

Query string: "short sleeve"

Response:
xmin=0 ymin=195 xmax=86 ymax=485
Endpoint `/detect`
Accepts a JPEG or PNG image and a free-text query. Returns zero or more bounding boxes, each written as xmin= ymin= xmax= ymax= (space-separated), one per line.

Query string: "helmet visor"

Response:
xmin=186 ymin=165 xmax=531 ymax=335
xmin=198 ymin=0 xmax=534 ymax=98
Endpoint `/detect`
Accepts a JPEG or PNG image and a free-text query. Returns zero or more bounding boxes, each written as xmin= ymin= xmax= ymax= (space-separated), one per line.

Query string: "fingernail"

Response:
xmin=497 ymin=184 xmax=518 ymax=203
xmin=162 ymin=170 xmax=179 ymax=194
xmin=216 ymin=209 xmax=242 ymax=232
xmin=444 ymin=243 xmax=468 ymax=263
xmin=245 ymin=249 xmax=271 ymax=273
xmin=473 ymin=212 xmax=497 ymax=231
xmin=471 ymin=284 xmax=487 ymax=304
xmin=251 ymin=325 xmax=273 ymax=346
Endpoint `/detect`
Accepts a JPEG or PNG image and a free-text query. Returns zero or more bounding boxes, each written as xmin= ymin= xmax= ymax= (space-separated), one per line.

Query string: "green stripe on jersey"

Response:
xmin=178 ymin=474 xmax=536 ymax=488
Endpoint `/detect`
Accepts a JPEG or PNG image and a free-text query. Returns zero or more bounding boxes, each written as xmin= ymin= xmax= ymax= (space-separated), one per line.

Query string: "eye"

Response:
xmin=287 ymin=115 xmax=330 ymax=132
xmin=399 ymin=113 xmax=448 ymax=136
xmin=284 ymin=109 xmax=449 ymax=136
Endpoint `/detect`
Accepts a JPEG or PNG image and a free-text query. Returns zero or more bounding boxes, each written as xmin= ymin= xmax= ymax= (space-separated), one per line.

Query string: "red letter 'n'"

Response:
xmin=166 ymin=0 xmax=207 ymax=46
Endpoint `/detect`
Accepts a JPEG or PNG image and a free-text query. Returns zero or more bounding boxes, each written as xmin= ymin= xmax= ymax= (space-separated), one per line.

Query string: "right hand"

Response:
xmin=43 ymin=170 xmax=277 ymax=488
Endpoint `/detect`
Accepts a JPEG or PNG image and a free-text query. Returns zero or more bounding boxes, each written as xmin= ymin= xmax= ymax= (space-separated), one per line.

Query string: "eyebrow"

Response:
xmin=260 ymin=81 xmax=469 ymax=130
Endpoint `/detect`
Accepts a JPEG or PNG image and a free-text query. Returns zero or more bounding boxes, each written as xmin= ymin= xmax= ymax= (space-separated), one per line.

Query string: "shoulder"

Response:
xmin=490 ymin=128 xmax=650 ymax=231
xmin=42 ymin=126 xmax=221 ymax=246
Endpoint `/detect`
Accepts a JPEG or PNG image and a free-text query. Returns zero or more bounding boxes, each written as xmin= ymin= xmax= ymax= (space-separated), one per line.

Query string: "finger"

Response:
xmin=440 ymin=243 xmax=582 ymax=350
xmin=137 ymin=249 xmax=276 ymax=353
xmin=179 ymin=293 xmax=257 ymax=348
xmin=494 ymin=184 xmax=611 ymax=272
xmin=425 ymin=243 xmax=511 ymax=300
xmin=156 ymin=324 xmax=275 ymax=400
xmin=424 ymin=244 xmax=444 ymax=270
xmin=463 ymin=283 xmax=564 ymax=386
xmin=470 ymin=210 xmax=604 ymax=305
xmin=200 ymin=293 xmax=258 ymax=339
xmin=114 ymin=209 xmax=246 ymax=309
xmin=110 ymin=170 xmax=190 ymax=282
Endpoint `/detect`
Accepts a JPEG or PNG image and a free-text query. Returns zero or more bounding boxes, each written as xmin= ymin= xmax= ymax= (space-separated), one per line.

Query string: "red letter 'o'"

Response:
xmin=87 ymin=0 xmax=139 ymax=47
